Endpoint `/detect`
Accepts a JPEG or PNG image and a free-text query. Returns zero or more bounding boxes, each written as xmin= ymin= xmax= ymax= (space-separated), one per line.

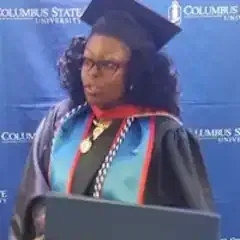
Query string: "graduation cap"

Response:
xmin=81 ymin=0 xmax=182 ymax=51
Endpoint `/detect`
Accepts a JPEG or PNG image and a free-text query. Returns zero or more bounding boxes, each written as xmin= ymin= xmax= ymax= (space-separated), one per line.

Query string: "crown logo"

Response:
xmin=168 ymin=0 xmax=182 ymax=25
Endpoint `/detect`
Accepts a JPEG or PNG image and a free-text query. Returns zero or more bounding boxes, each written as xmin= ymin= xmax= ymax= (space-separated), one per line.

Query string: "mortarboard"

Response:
xmin=81 ymin=0 xmax=182 ymax=51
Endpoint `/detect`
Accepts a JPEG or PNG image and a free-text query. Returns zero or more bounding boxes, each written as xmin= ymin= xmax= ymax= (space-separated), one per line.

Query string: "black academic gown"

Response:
xmin=9 ymin=99 xmax=215 ymax=240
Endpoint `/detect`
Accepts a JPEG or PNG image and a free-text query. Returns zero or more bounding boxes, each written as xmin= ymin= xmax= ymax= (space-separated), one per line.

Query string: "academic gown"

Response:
xmin=9 ymin=99 xmax=215 ymax=240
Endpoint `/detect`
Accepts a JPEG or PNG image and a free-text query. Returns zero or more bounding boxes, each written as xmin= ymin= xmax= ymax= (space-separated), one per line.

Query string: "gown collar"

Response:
xmin=91 ymin=104 xmax=181 ymax=124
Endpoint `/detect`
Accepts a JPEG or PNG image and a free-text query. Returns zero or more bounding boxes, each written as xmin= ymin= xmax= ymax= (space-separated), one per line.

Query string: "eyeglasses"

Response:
xmin=81 ymin=56 xmax=127 ymax=75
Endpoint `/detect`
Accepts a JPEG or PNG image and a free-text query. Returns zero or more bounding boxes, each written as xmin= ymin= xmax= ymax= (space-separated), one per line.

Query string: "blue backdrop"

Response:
xmin=1 ymin=0 xmax=240 ymax=239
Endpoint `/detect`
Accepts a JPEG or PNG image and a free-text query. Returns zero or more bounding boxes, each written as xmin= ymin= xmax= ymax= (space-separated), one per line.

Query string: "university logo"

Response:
xmin=0 ymin=132 xmax=35 ymax=144
xmin=168 ymin=0 xmax=182 ymax=25
xmin=168 ymin=0 xmax=240 ymax=25
xmin=189 ymin=127 xmax=240 ymax=143
xmin=0 ymin=5 xmax=87 ymax=24
xmin=0 ymin=190 xmax=7 ymax=204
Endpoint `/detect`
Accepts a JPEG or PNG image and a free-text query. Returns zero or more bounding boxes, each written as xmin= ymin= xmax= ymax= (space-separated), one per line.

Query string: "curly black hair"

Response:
xmin=58 ymin=35 xmax=180 ymax=116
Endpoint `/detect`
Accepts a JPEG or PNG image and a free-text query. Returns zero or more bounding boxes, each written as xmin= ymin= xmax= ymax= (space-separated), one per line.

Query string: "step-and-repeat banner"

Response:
xmin=1 ymin=0 xmax=240 ymax=239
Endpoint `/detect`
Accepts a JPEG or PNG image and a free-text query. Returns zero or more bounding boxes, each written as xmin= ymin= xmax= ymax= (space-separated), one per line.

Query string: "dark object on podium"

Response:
xmin=45 ymin=193 xmax=220 ymax=240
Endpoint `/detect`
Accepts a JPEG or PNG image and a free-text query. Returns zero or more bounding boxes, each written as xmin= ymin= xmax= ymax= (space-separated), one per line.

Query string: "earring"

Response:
xmin=129 ymin=84 xmax=134 ymax=91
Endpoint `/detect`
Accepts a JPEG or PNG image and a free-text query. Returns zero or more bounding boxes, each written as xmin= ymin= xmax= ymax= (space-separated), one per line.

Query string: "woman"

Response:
xmin=10 ymin=0 xmax=214 ymax=239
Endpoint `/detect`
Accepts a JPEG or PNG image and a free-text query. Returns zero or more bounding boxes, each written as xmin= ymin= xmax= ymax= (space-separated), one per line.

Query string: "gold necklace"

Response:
xmin=80 ymin=119 xmax=112 ymax=154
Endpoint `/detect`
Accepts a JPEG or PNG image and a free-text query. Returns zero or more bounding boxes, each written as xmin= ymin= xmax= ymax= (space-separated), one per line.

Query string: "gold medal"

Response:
xmin=79 ymin=119 xmax=112 ymax=154
xmin=93 ymin=126 xmax=104 ymax=140
xmin=80 ymin=138 xmax=92 ymax=153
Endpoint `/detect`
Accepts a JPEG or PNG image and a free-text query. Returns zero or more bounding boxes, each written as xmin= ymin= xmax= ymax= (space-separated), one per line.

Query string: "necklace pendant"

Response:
xmin=80 ymin=138 xmax=92 ymax=154
xmin=93 ymin=126 xmax=105 ymax=140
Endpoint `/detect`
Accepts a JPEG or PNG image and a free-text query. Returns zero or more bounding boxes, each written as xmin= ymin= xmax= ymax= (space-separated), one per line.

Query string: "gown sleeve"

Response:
xmin=9 ymin=102 xmax=67 ymax=240
xmin=159 ymin=127 xmax=215 ymax=212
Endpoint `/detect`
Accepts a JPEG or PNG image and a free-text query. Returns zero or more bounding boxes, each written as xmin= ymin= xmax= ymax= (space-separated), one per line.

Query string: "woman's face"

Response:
xmin=81 ymin=34 xmax=130 ymax=109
